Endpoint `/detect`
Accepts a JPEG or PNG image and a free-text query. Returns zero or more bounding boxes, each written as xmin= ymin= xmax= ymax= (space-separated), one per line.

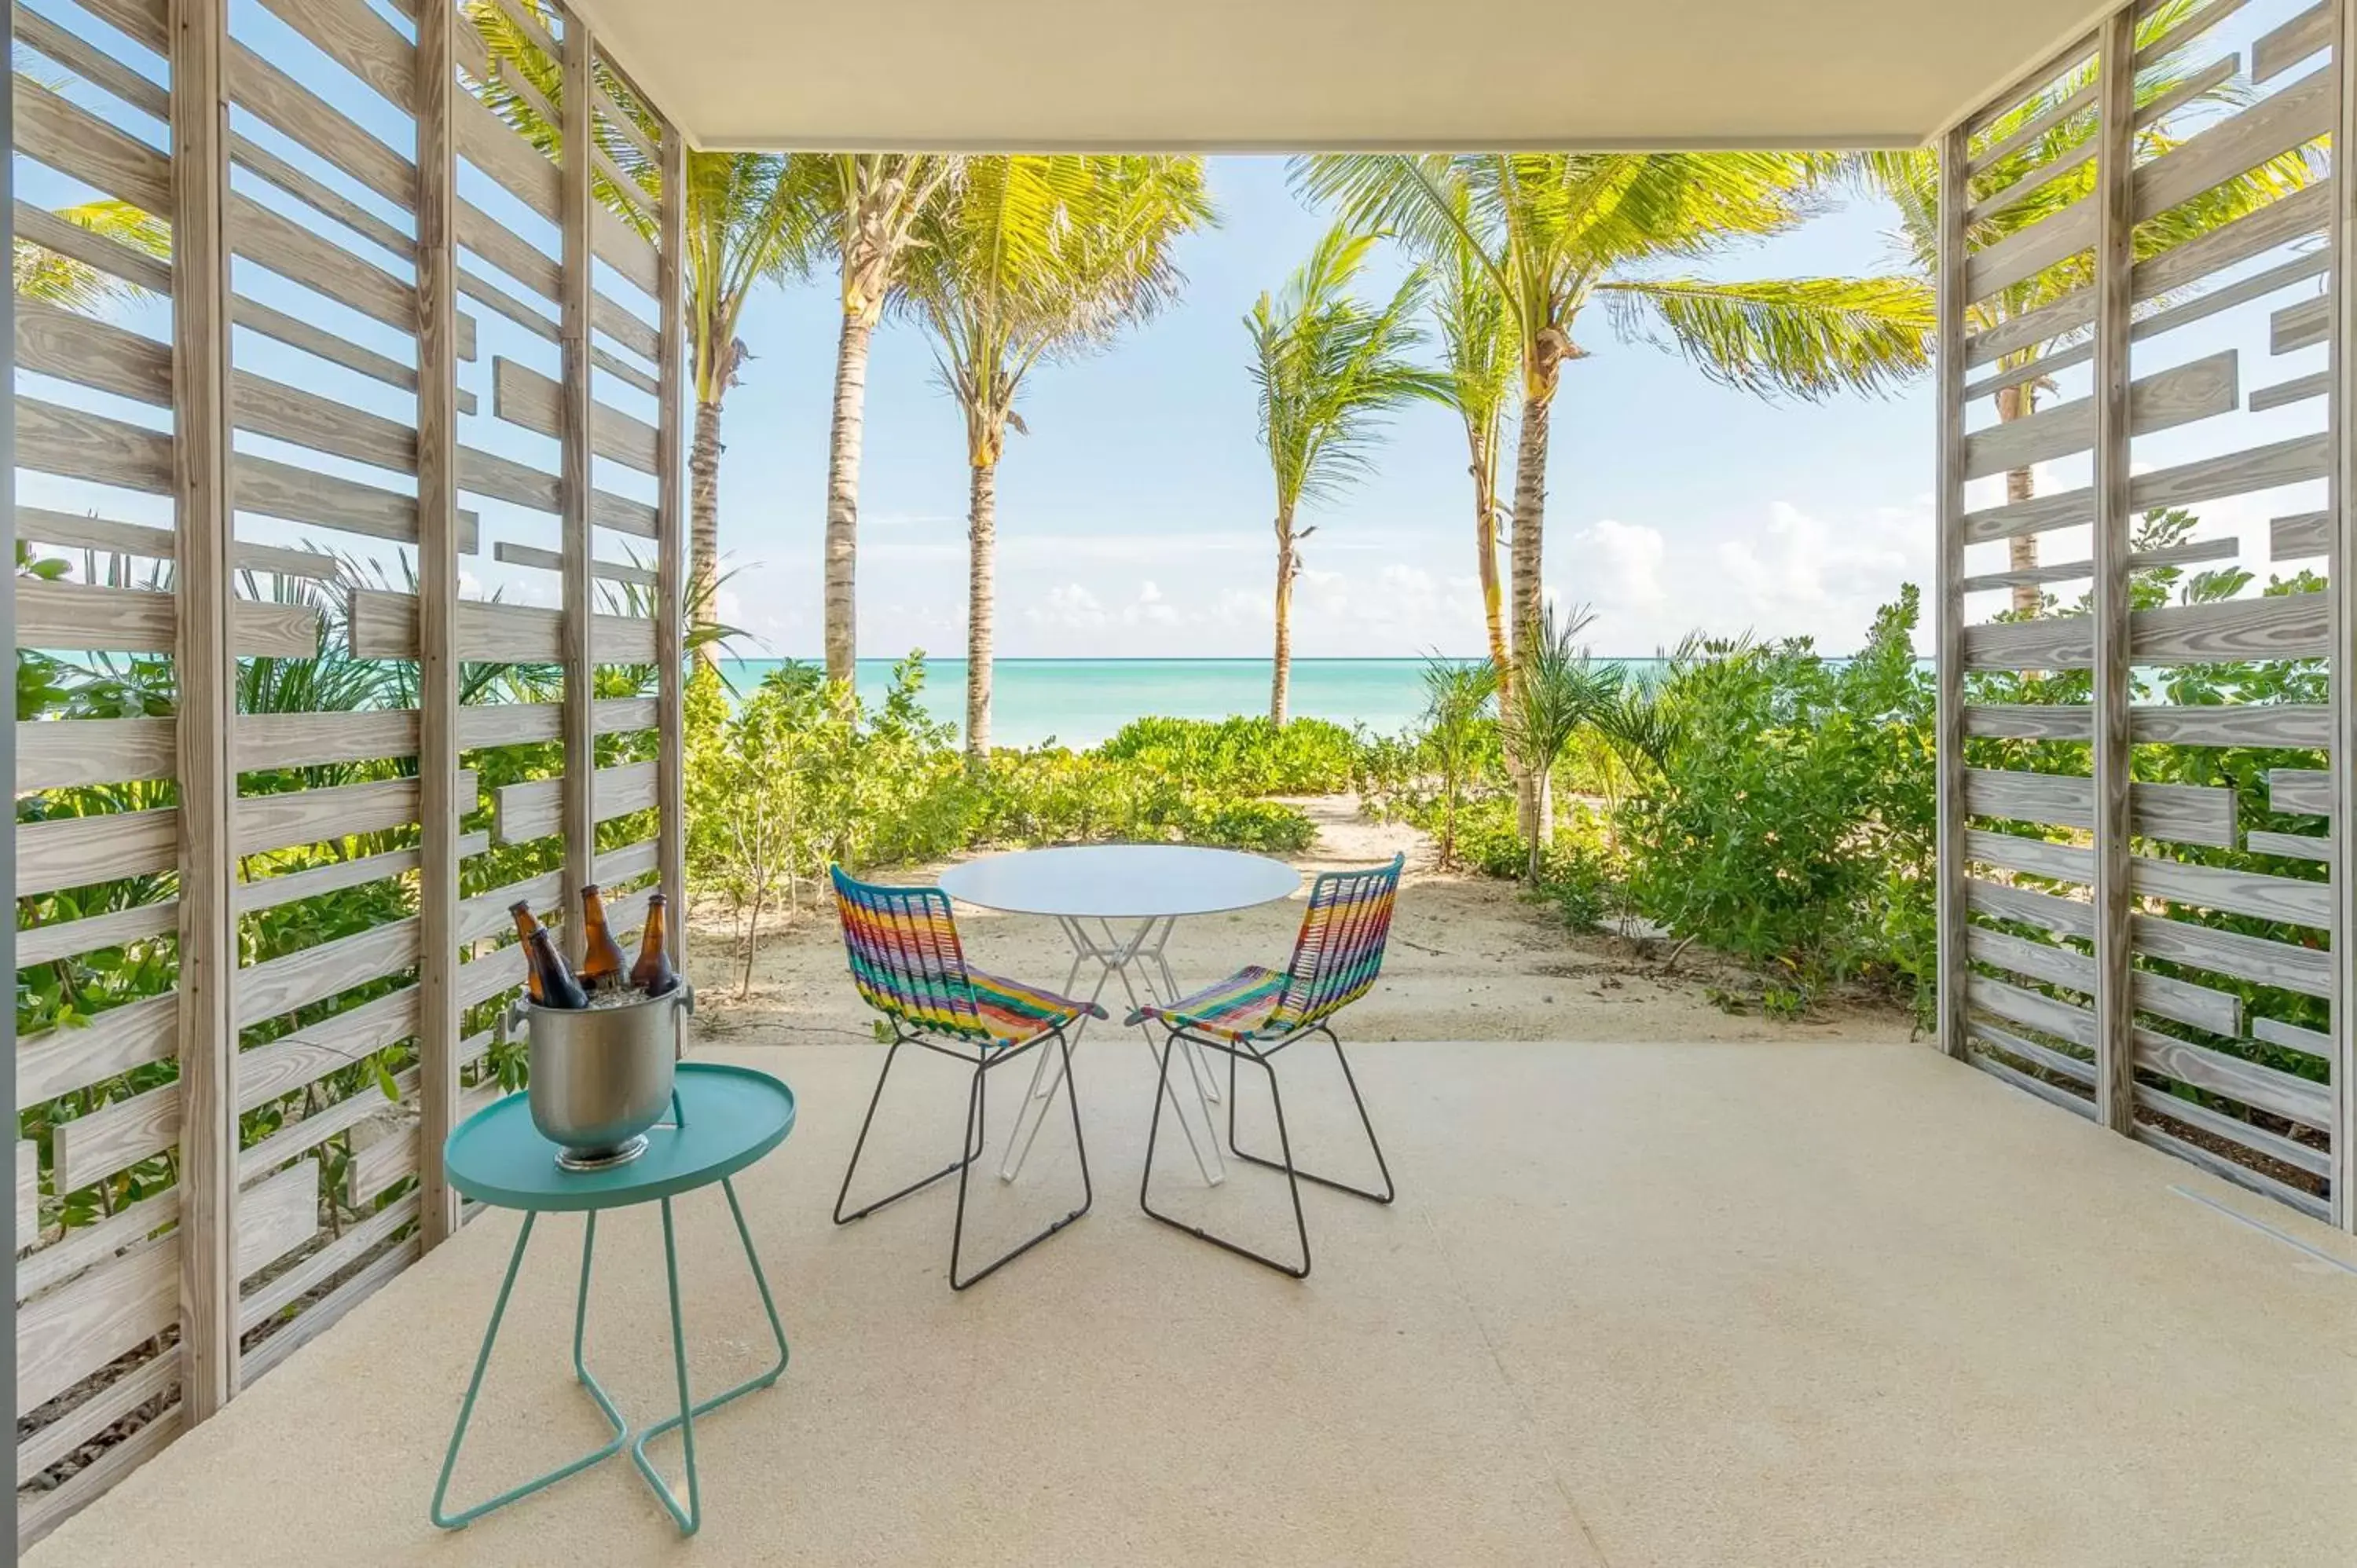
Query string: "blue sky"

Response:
xmin=710 ymin=158 xmax=1939 ymax=661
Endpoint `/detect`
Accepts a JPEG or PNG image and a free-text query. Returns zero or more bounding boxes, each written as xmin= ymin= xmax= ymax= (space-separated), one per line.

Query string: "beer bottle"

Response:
xmin=511 ymin=901 xmax=588 ymax=1009
xmin=577 ymin=884 xmax=628 ymax=993
xmin=630 ymin=892 xmax=680 ymax=996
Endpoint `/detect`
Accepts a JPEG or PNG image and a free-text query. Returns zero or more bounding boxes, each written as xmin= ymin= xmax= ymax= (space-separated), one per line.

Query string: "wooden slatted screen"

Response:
xmin=1938 ymin=0 xmax=2351 ymax=1230
xmin=9 ymin=0 xmax=687 ymax=1544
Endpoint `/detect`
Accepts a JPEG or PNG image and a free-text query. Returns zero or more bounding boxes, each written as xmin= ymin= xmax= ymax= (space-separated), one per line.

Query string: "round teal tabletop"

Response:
xmin=445 ymin=1063 xmax=795 ymax=1212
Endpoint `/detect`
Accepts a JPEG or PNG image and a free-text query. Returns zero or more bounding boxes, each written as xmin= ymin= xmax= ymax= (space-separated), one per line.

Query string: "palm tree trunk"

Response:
xmin=1270 ymin=508 xmax=1296 ymax=725
xmin=1510 ymin=390 xmax=1552 ymax=857
xmin=965 ymin=460 xmax=997 ymax=764
xmin=822 ymin=310 xmax=874 ymax=687
xmin=1994 ymin=381 xmax=2039 ymax=615
xmin=689 ymin=394 xmax=724 ymax=657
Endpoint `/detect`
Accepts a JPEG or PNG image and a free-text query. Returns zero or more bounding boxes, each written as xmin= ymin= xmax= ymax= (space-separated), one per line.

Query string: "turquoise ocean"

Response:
xmin=714 ymin=656 xmax=1676 ymax=749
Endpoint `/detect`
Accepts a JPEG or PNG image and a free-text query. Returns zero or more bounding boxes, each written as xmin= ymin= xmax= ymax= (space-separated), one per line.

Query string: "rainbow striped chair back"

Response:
xmin=1264 ymin=852 xmax=1404 ymax=1036
xmin=830 ymin=866 xmax=990 ymax=1043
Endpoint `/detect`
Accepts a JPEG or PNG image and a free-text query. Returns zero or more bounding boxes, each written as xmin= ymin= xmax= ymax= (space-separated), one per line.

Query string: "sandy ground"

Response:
xmin=684 ymin=797 xmax=1913 ymax=1048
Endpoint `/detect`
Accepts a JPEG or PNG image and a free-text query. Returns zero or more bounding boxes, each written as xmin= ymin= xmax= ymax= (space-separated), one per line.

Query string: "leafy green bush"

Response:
xmin=1615 ymin=588 xmax=1934 ymax=1012
xmin=1096 ymin=714 xmax=1363 ymax=796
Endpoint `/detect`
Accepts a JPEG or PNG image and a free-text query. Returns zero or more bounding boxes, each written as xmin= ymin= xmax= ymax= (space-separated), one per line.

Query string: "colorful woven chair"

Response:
xmin=1127 ymin=852 xmax=1402 ymax=1278
xmin=830 ymin=866 xmax=1105 ymax=1289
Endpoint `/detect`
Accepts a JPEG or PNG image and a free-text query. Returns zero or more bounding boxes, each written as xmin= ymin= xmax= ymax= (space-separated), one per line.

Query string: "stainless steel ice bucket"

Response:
xmin=525 ymin=983 xmax=693 ymax=1170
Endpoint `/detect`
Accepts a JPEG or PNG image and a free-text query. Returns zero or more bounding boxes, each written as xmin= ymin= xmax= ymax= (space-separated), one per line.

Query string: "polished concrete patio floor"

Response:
xmin=30 ymin=1035 xmax=2357 ymax=1567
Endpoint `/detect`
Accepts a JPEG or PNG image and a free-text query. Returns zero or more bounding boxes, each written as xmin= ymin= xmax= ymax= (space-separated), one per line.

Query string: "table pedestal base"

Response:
xmin=431 ymin=1176 xmax=787 ymax=1537
xmin=999 ymin=914 xmax=1226 ymax=1187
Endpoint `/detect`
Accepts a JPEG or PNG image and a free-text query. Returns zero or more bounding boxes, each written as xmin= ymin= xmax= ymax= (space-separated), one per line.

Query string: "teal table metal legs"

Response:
xmin=430 ymin=1177 xmax=788 ymax=1535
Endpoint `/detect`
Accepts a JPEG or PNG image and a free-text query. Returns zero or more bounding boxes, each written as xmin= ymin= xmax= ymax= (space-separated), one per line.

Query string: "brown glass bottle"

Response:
xmin=576 ymin=885 xmax=629 ymax=993
xmin=629 ymin=892 xmax=680 ymax=996
xmin=511 ymin=901 xmax=588 ymax=1009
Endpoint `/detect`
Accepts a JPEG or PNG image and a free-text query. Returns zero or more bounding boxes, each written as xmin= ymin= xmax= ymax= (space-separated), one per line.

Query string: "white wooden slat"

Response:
xmin=239 ymin=1191 xmax=417 ymax=1333
xmin=235 ymin=918 xmax=420 ymax=1031
xmin=14 ymin=1189 xmax=175 ymax=1304
xmin=2253 ymin=0 xmax=2331 ymax=81
xmin=2245 ymin=829 xmax=2330 ymax=861
xmin=17 ymin=1238 xmax=177 ymax=1415
xmin=17 ymin=1141 xmax=39 ymax=1243
xmin=16 ymin=580 xmax=320 ymax=658
xmin=2131 ymin=855 xmax=2330 ymax=928
xmin=2267 ymin=767 xmax=2333 ymax=815
xmin=2271 ymin=510 xmax=2330 ymax=558
xmin=236 ymin=1160 xmax=320 ymax=1280
xmin=17 ymin=1405 xmax=184 ymax=1547
xmin=17 ymin=993 xmax=175 ymax=1104
xmin=2253 ymin=1014 xmax=2331 ymax=1059
xmin=1962 ymin=768 xmax=2237 ymax=847
xmin=2135 ymin=1080 xmax=2330 ymax=1178
xmin=13 ymin=1347 xmax=174 ymax=1488
xmin=1962 ymin=433 xmax=2329 ymax=545
xmin=2132 ymin=910 xmax=2331 ymax=997
xmin=493 ymin=760 xmax=659 ymax=844
xmin=233 ymin=772 xmax=477 ymax=858
xmin=17 ymin=807 xmax=178 ymax=898
xmin=2135 ymin=1025 xmax=2333 ymax=1129
xmin=1959 ymin=350 xmax=2239 ymax=481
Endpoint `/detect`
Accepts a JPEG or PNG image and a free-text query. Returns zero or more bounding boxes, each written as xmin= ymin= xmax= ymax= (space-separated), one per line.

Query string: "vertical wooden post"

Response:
xmin=2090 ymin=9 xmax=2138 ymax=1135
xmin=413 ymin=0 xmax=463 ymax=1246
xmin=1934 ymin=123 xmax=1969 ymax=1061
xmin=657 ymin=119 xmax=687 ymax=961
xmin=2331 ymin=0 xmax=2356 ymax=1231
xmin=169 ymin=0 xmax=238 ymax=1416
xmin=559 ymin=9 xmax=596 ymax=955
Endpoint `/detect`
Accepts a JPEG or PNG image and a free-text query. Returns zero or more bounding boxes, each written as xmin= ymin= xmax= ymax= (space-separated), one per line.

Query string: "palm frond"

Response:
xmin=1596 ymin=274 xmax=1933 ymax=401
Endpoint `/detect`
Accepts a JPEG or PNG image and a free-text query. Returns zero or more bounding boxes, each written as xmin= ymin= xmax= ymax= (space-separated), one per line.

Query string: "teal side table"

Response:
xmin=431 ymin=1062 xmax=795 ymax=1537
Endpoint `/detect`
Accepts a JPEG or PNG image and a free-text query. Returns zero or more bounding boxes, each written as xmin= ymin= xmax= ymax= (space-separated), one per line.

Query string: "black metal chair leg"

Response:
xmin=1142 ymin=1034 xmax=1310 ymax=1279
xmin=834 ymin=1037 xmax=973 ymax=1226
xmin=951 ymin=1031 xmax=1093 ymax=1291
xmin=1221 ymin=1027 xmax=1395 ymax=1204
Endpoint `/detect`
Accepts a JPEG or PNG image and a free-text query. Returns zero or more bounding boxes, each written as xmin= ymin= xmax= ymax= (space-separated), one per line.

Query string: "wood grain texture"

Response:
xmin=16 ymin=806 xmax=177 ymax=896
xmin=13 ymin=1347 xmax=177 ymax=1489
xmin=231 ymin=771 xmax=475 ymax=857
xmin=2271 ymin=508 xmax=2330 ymax=559
xmin=2245 ymin=828 xmax=2332 ymax=861
xmin=18 ymin=992 xmax=176 ymax=1103
xmin=2130 ymin=593 xmax=2330 ymax=662
xmin=493 ymin=540 xmax=656 ymax=585
xmin=235 ymin=987 xmax=420 ymax=1113
xmin=1970 ymin=1020 xmax=2095 ymax=1086
xmin=416 ymin=0 xmax=465 ymax=1249
xmin=347 ymin=589 xmax=563 ymax=662
xmin=2135 ymin=1079 xmax=2330 ymax=1178
xmin=239 ymin=1191 xmax=416 ymax=1332
xmin=16 ymin=714 xmax=177 ymax=790
xmin=237 ymin=1067 xmax=414 ymax=1187
xmin=1963 ymin=703 xmax=2092 ymax=740
xmin=13 ymin=197 xmax=169 ymax=293
xmin=16 ymin=397 xmax=173 ymax=493
xmin=1960 ymin=614 xmax=2095 ymax=670
xmin=1957 ymin=535 xmax=2234 ymax=595
xmin=235 ymin=1159 xmax=319 ymax=1282
xmin=2250 ymin=369 xmax=2328 ymax=412
xmin=2331 ymin=0 xmax=2356 ymax=1232
xmin=1961 ymin=433 xmax=2329 ymax=544
xmin=1966 ymin=184 xmax=2334 ymax=366
xmin=2135 ymin=1026 xmax=2333 ymax=1129
xmin=658 ymin=113 xmax=689 ymax=965
xmin=1963 ymin=194 xmax=2094 ymax=305
xmin=2267 ymin=766 xmax=2333 ymax=815
xmin=2092 ymin=13 xmax=2139 ymax=1138
xmin=492 ymin=355 xmax=659 ymax=473
xmin=2130 ymin=854 xmax=2331 ymax=928
xmin=2255 ymin=0 xmax=2331 ymax=80
xmin=1959 ymin=349 xmax=2238 ymax=481
xmin=235 ymin=918 xmax=420 ymax=1030
xmin=2273 ymin=294 xmax=2326 ymax=353
xmin=1967 ymin=876 xmax=2096 ymax=939
xmin=1968 ymin=973 xmax=2096 ymax=1047
xmin=12 ymin=74 xmax=169 ymax=210
xmin=226 ymin=37 xmax=409 ymax=211
xmin=238 ymin=1236 xmax=416 ymax=1387
xmin=236 ymin=709 xmax=420 ymax=770
xmin=560 ymin=15 xmax=599 ymax=963
xmin=1966 ymin=826 xmax=2094 ymax=883
xmin=2138 ymin=64 xmax=2331 ymax=222
xmin=13 ymin=899 xmax=178 ymax=969
xmin=15 ymin=1185 xmax=176 ymax=1304
xmin=1962 ymin=768 xmax=2237 ymax=848
xmin=236 ymin=449 xmax=475 ymax=549
xmin=1968 ymin=1048 xmax=2099 ymax=1119
xmin=17 ymin=1238 xmax=178 ymax=1416
xmin=494 ymin=759 xmax=658 ymax=844
xmin=2132 ymin=1119 xmax=2330 ymax=1217
xmin=2252 ymin=1013 xmax=2332 ymax=1059
xmin=2131 ymin=702 xmax=2332 ymax=746
xmin=2132 ymin=909 xmax=2332 ymax=996
xmin=17 ymin=580 xmax=319 ymax=658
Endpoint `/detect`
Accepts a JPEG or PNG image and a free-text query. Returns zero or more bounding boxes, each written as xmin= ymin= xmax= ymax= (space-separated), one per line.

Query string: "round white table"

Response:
xmin=937 ymin=844 xmax=1301 ymax=1187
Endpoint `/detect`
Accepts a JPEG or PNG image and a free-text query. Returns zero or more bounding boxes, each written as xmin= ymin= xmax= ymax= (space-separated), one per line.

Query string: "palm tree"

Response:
xmin=907 ymin=155 xmax=1214 ymax=762
xmin=1427 ymin=190 xmax=1520 ymax=712
xmin=818 ymin=156 xmax=958 ymax=687
xmin=1501 ymin=604 xmax=1620 ymax=884
xmin=1246 ymin=225 xmax=1442 ymax=724
xmin=1855 ymin=2 xmax=2312 ymax=614
xmin=1298 ymin=152 xmax=1931 ymax=847
xmin=470 ymin=12 xmax=814 ymax=640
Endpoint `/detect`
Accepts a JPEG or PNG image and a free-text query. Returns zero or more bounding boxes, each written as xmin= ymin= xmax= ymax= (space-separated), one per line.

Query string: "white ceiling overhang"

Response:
xmin=570 ymin=0 xmax=2117 ymax=153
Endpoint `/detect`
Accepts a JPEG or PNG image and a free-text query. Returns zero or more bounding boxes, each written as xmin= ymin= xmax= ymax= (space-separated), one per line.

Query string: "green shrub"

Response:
xmin=1096 ymin=714 xmax=1363 ymax=796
